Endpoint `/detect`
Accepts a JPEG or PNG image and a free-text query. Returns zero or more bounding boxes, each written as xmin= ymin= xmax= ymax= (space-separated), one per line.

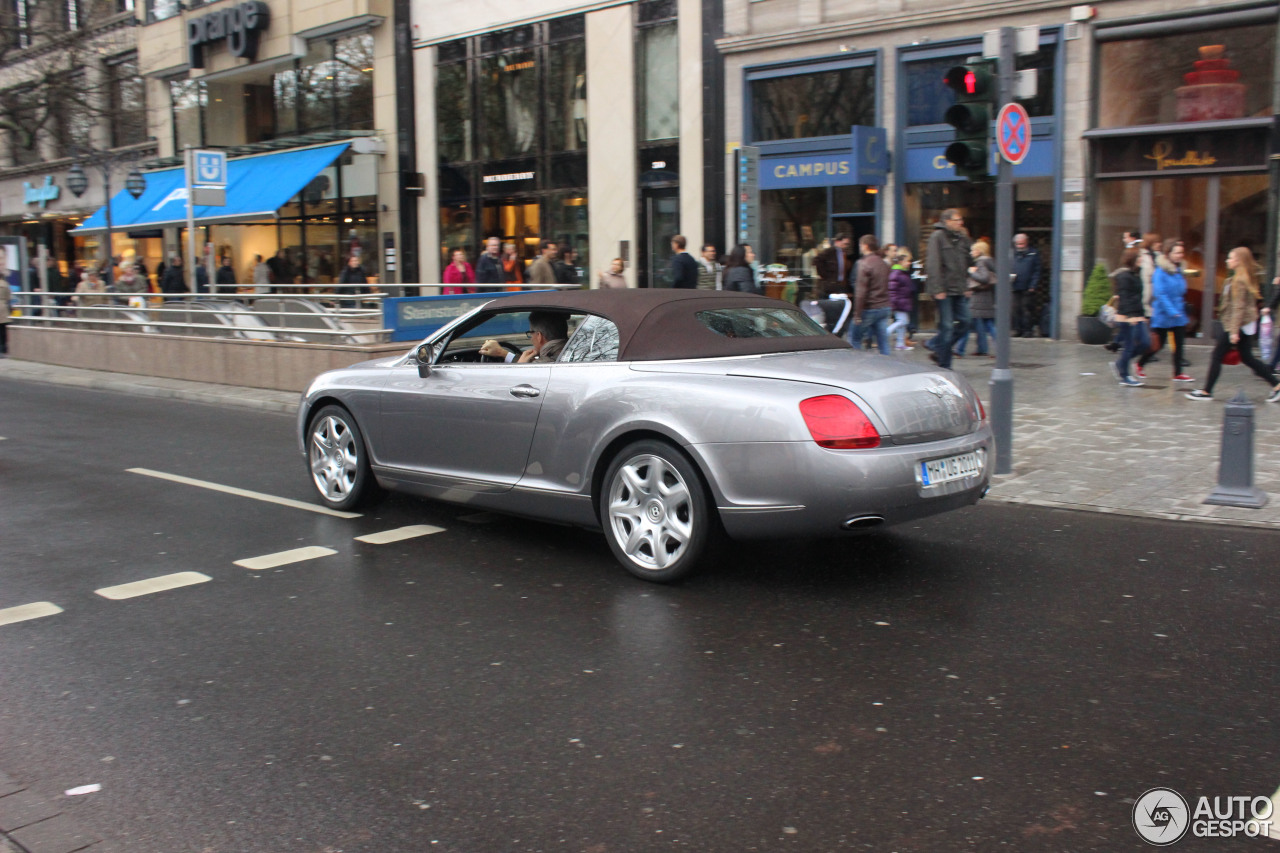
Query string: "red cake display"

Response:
xmin=1176 ymin=45 xmax=1246 ymax=121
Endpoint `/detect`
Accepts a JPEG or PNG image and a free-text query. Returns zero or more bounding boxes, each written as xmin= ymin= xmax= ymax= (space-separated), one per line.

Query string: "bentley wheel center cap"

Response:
xmin=646 ymin=501 xmax=665 ymax=523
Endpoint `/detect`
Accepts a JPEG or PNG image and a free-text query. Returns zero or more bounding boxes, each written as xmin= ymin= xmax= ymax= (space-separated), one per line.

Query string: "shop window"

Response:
xmin=1092 ymin=180 xmax=1142 ymax=267
xmin=334 ymin=34 xmax=374 ymax=131
xmin=296 ymin=41 xmax=337 ymax=134
xmin=1097 ymin=25 xmax=1274 ymax=128
xmin=547 ymin=191 xmax=589 ymax=276
xmin=482 ymin=25 xmax=535 ymax=55
xmin=749 ymin=65 xmax=875 ymax=142
xmin=436 ymin=62 xmax=471 ymax=162
xmin=107 ymin=54 xmax=147 ymax=149
xmin=547 ymin=39 xmax=586 ymax=152
xmin=273 ymin=70 xmax=297 ymax=137
xmin=760 ymin=188 xmax=827 ymax=272
xmin=638 ymin=21 xmax=678 ymax=141
xmin=479 ymin=51 xmax=539 ymax=160
xmin=547 ymin=14 xmax=584 ymax=42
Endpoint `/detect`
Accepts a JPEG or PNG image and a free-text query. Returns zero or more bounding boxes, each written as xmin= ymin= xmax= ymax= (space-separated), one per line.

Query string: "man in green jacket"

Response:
xmin=924 ymin=208 xmax=972 ymax=369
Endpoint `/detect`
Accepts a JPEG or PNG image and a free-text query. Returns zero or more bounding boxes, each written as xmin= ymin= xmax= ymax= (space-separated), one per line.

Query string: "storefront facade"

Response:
xmin=1086 ymin=1 xmax=1276 ymax=334
xmin=720 ymin=4 xmax=1071 ymax=330
xmin=0 ymin=165 xmax=163 ymax=280
xmin=414 ymin=0 xmax=723 ymax=287
xmin=124 ymin=0 xmax=403 ymax=286
xmin=741 ymin=52 xmax=887 ymax=280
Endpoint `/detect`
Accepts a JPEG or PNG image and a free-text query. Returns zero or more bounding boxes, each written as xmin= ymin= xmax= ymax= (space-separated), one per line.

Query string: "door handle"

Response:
xmin=509 ymin=385 xmax=541 ymax=398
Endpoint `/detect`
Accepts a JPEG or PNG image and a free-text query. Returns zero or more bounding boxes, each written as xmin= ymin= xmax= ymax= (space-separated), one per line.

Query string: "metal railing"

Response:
xmin=8 ymin=289 xmax=387 ymax=344
xmin=6 ymin=283 xmax=581 ymax=345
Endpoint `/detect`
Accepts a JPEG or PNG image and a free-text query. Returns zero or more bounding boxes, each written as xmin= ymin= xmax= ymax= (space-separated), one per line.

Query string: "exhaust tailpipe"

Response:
xmin=842 ymin=515 xmax=885 ymax=531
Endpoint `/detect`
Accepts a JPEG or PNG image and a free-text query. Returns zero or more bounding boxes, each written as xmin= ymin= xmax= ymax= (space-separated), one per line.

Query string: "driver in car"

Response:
xmin=479 ymin=311 xmax=569 ymax=364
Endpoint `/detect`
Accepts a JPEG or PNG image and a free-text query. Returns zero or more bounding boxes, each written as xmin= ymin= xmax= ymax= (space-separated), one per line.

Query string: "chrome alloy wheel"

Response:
xmin=309 ymin=414 xmax=359 ymax=503
xmin=607 ymin=453 xmax=695 ymax=571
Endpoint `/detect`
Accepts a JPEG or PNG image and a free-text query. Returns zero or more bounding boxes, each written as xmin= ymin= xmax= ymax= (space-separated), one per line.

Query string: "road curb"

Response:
xmin=0 ymin=359 xmax=298 ymax=415
xmin=983 ymin=492 xmax=1280 ymax=531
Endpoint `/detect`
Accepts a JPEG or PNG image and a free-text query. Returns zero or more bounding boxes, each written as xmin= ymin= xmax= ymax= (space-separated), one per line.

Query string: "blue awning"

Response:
xmin=73 ymin=142 xmax=350 ymax=234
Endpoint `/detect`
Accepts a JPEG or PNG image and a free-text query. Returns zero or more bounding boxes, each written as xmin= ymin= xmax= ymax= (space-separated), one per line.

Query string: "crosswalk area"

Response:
xmin=0 ymin=464 xmax=448 ymax=629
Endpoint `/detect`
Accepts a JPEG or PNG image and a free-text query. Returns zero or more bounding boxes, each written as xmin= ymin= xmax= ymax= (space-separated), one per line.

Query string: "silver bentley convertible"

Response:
xmin=299 ymin=289 xmax=992 ymax=582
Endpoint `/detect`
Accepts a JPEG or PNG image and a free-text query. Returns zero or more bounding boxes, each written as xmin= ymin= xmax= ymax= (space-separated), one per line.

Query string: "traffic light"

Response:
xmin=943 ymin=60 xmax=996 ymax=179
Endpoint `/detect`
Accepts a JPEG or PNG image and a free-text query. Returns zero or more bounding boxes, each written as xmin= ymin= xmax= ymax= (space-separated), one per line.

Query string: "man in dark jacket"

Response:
xmin=813 ymin=235 xmax=852 ymax=299
xmin=215 ymin=256 xmax=237 ymax=293
xmin=475 ymin=237 xmax=503 ymax=288
xmin=1011 ymin=233 xmax=1042 ymax=337
xmin=159 ymin=255 xmax=188 ymax=294
xmin=668 ymin=235 xmax=699 ymax=289
xmin=554 ymin=244 xmax=580 ymax=285
xmin=924 ymin=209 xmax=972 ymax=369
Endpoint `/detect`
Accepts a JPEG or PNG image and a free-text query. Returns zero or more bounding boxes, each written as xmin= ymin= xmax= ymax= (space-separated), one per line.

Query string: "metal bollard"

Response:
xmin=1203 ymin=390 xmax=1269 ymax=508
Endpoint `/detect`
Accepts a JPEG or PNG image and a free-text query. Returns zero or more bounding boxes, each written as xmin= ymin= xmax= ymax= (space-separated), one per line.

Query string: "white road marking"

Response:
xmin=235 ymin=546 xmax=337 ymax=570
xmin=126 ymin=468 xmax=361 ymax=519
xmin=355 ymin=524 xmax=445 ymax=545
xmin=96 ymin=572 xmax=211 ymax=600
xmin=0 ymin=601 xmax=64 ymax=626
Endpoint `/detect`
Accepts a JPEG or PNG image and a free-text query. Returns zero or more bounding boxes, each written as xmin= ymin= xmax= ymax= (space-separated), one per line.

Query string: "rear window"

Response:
xmin=696 ymin=307 xmax=827 ymax=339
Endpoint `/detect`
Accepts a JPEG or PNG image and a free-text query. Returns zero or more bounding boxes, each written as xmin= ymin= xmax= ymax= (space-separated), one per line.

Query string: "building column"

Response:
xmin=586 ymin=6 xmax=637 ymax=286
xmin=677 ymin=0 xmax=703 ymax=252
xmin=415 ymin=48 xmax=440 ymax=283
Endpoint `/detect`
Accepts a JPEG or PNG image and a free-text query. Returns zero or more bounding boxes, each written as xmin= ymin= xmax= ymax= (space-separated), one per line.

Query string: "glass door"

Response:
xmin=641 ymin=187 xmax=680 ymax=288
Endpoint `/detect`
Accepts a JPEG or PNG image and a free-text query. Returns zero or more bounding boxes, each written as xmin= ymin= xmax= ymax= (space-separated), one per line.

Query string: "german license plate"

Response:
xmin=920 ymin=451 xmax=982 ymax=486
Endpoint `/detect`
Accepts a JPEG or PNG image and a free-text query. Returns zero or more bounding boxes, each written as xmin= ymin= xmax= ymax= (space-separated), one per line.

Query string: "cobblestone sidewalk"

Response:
xmin=931 ymin=337 xmax=1280 ymax=530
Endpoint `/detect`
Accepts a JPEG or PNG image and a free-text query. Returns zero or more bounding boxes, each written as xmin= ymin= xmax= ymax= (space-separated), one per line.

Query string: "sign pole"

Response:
xmin=184 ymin=146 xmax=198 ymax=296
xmin=990 ymin=25 xmax=1015 ymax=476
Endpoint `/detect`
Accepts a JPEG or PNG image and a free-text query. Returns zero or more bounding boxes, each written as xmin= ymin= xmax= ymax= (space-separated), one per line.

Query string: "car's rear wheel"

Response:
xmin=601 ymin=440 xmax=716 ymax=583
xmin=307 ymin=405 xmax=379 ymax=510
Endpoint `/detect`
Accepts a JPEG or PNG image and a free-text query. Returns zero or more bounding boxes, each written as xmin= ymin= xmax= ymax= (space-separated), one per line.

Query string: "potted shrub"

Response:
xmin=1077 ymin=262 xmax=1114 ymax=345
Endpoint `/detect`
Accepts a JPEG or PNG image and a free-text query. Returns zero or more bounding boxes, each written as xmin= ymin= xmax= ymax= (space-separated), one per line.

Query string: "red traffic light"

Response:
xmin=943 ymin=63 xmax=994 ymax=99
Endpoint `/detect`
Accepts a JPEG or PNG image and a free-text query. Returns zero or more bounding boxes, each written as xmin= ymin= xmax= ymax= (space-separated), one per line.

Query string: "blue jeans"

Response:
xmin=1115 ymin=320 xmax=1148 ymax=380
xmin=887 ymin=310 xmax=911 ymax=348
xmin=931 ymin=294 xmax=969 ymax=369
xmin=851 ymin=307 xmax=891 ymax=355
xmin=969 ymin=317 xmax=995 ymax=354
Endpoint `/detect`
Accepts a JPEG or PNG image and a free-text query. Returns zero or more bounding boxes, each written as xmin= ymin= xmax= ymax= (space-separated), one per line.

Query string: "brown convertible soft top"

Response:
xmin=471 ymin=289 xmax=852 ymax=362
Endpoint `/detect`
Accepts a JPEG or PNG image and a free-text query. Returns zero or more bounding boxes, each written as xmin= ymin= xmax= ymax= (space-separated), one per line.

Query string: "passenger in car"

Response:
xmin=479 ymin=311 xmax=569 ymax=363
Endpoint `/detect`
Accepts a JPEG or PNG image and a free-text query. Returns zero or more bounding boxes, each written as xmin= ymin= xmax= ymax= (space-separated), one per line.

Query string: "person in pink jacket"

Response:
xmin=443 ymin=248 xmax=475 ymax=294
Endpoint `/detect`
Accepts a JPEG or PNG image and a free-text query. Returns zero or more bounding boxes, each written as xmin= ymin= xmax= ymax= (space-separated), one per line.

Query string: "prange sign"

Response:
xmin=188 ymin=1 xmax=270 ymax=69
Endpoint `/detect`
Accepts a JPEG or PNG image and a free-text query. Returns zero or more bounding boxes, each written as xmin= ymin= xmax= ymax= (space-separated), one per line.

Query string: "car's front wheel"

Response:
xmin=307 ymin=405 xmax=380 ymax=510
xmin=600 ymin=440 xmax=717 ymax=583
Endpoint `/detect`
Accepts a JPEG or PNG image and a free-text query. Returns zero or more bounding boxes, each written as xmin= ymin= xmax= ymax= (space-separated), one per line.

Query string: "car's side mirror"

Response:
xmin=415 ymin=343 xmax=436 ymax=378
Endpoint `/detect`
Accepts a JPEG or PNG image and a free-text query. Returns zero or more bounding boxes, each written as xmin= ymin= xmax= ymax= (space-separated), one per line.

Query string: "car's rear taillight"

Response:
xmin=976 ymin=396 xmax=987 ymax=420
xmin=799 ymin=395 xmax=881 ymax=449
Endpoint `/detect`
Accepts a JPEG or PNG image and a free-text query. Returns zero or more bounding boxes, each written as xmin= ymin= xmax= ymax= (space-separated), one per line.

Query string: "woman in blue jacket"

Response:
xmin=1136 ymin=239 xmax=1193 ymax=382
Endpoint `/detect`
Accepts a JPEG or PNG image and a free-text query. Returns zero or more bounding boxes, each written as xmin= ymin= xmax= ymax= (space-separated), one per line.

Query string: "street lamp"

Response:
xmin=66 ymin=160 xmax=115 ymax=285
xmin=66 ymin=163 xmax=88 ymax=197
xmin=125 ymin=169 xmax=146 ymax=200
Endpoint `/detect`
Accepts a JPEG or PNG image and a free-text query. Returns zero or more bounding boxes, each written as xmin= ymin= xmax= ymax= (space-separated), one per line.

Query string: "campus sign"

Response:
xmin=188 ymin=1 xmax=270 ymax=68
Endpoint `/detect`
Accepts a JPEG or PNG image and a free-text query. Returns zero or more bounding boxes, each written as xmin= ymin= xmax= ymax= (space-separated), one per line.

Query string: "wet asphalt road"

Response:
xmin=1 ymin=378 xmax=1278 ymax=853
